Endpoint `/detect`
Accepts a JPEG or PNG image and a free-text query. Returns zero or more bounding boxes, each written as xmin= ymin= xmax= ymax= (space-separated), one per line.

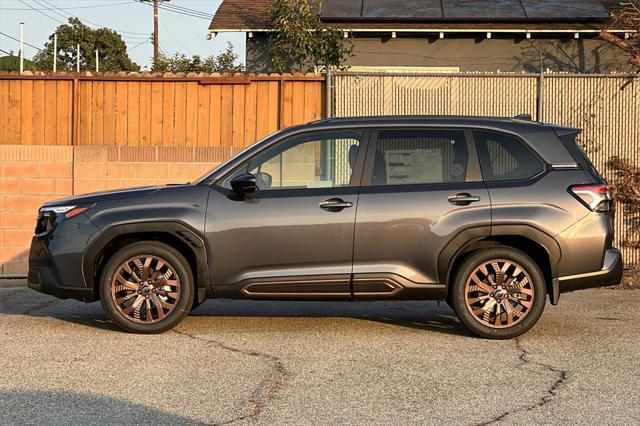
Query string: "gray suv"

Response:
xmin=28 ymin=116 xmax=623 ymax=338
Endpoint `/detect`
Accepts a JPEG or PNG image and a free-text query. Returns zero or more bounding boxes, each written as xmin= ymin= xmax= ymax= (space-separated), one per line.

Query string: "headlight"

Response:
xmin=40 ymin=205 xmax=92 ymax=219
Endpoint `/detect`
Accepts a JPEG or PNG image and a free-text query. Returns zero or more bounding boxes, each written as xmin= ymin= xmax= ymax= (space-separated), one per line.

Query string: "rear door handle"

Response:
xmin=319 ymin=198 xmax=353 ymax=211
xmin=448 ymin=192 xmax=481 ymax=206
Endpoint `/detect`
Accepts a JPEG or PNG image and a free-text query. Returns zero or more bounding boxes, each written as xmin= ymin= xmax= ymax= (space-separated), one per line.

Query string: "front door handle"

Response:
xmin=319 ymin=198 xmax=353 ymax=211
xmin=448 ymin=192 xmax=481 ymax=206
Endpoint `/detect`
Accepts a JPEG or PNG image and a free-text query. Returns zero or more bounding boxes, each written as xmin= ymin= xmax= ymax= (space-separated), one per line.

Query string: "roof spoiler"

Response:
xmin=551 ymin=125 xmax=581 ymax=138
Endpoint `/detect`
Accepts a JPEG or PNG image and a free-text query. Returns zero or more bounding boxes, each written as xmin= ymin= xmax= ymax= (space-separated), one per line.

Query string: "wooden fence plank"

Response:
xmin=139 ymin=82 xmax=152 ymax=146
xmin=220 ymin=85 xmax=233 ymax=146
xmin=255 ymin=82 xmax=270 ymax=140
xmin=150 ymin=82 xmax=163 ymax=146
xmin=267 ymin=81 xmax=280 ymax=134
xmin=20 ymin=80 xmax=33 ymax=145
xmin=185 ymin=82 xmax=198 ymax=146
xmin=32 ymin=80 xmax=46 ymax=145
xmin=197 ymin=85 xmax=210 ymax=146
xmin=92 ymin=81 xmax=104 ymax=146
xmin=280 ymin=81 xmax=292 ymax=128
xmin=244 ymin=81 xmax=257 ymax=146
xmin=56 ymin=80 xmax=71 ymax=145
xmin=115 ymin=82 xmax=128 ymax=146
xmin=291 ymin=82 xmax=305 ymax=126
xmin=173 ymin=82 xmax=186 ymax=146
xmin=232 ymin=85 xmax=245 ymax=146
xmin=208 ymin=85 xmax=222 ymax=147
xmin=0 ymin=80 xmax=9 ymax=144
xmin=162 ymin=82 xmax=175 ymax=146
xmin=43 ymin=81 xmax=57 ymax=145
xmin=127 ymin=81 xmax=141 ymax=146
xmin=103 ymin=81 xmax=116 ymax=145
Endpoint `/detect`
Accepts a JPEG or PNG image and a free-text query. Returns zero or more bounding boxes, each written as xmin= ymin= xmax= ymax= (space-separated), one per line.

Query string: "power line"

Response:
xmin=18 ymin=0 xmax=67 ymax=25
xmin=136 ymin=0 xmax=213 ymax=21
xmin=0 ymin=2 xmax=133 ymax=11
xmin=0 ymin=31 xmax=44 ymax=52
xmin=39 ymin=0 xmax=150 ymax=36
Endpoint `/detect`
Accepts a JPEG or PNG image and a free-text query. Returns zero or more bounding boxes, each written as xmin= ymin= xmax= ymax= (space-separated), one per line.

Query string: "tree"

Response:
xmin=269 ymin=0 xmax=353 ymax=73
xmin=601 ymin=0 xmax=640 ymax=70
xmin=34 ymin=17 xmax=139 ymax=72
xmin=152 ymin=42 xmax=243 ymax=73
xmin=607 ymin=157 xmax=640 ymax=250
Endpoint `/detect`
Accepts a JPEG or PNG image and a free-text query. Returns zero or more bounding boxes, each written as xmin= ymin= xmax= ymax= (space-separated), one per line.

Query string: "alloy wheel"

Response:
xmin=110 ymin=255 xmax=181 ymax=324
xmin=463 ymin=259 xmax=535 ymax=329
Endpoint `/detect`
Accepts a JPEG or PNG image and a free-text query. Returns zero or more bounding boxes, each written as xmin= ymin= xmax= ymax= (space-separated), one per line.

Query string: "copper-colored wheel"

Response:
xmin=110 ymin=255 xmax=181 ymax=324
xmin=463 ymin=259 xmax=535 ymax=329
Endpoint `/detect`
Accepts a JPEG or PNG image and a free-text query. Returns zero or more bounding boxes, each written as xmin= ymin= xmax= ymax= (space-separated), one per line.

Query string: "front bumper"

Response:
xmin=27 ymin=264 xmax=94 ymax=300
xmin=27 ymin=212 xmax=100 ymax=301
xmin=558 ymin=248 xmax=623 ymax=293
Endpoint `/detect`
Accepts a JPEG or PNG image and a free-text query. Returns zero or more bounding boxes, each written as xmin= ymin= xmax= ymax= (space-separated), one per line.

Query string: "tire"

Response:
xmin=99 ymin=241 xmax=194 ymax=334
xmin=450 ymin=247 xmax=546 ymax=339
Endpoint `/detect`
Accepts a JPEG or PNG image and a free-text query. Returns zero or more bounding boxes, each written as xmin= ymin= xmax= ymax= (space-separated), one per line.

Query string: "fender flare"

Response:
xmin=438 ymin=225 xmax=561 ymax=304
xmin=82 ymin=221 xmax=210 ymax=302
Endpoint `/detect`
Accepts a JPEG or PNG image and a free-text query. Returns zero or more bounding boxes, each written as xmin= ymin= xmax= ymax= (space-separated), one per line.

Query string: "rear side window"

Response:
xmin=370 ymin=129 xmax=468 ymax=185
xmin=475 ymin=131 xmax=544 ymax=182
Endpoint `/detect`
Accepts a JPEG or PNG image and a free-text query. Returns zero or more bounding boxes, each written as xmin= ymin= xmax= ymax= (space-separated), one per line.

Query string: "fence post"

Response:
xmin=325 ymin=69 xmax=333 ymax=118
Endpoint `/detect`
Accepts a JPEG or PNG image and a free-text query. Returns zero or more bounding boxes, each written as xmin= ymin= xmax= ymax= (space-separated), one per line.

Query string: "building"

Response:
xmin=209 ymin=0 xmax=632 ymax=74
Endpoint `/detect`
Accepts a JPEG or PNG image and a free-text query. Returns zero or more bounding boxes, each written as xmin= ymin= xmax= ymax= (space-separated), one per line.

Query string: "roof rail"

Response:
xmin=513 ymin=114 xmax=532 ymax=121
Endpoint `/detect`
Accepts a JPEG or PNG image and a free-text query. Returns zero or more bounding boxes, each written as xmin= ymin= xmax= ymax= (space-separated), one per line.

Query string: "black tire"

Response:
xmin=99 ymin=241 xmax=194 ymax=334
xmin=451 ymin=247 xmax=546 ymax=339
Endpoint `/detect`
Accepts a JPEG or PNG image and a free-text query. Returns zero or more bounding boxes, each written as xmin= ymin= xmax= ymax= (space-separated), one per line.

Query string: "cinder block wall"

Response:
xmin=0 ymin=145 xmax=237 ymax=276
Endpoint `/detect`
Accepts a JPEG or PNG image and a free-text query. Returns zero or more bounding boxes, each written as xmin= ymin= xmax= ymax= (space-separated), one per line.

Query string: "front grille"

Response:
xmin=34 ymin=211 xmax=56 ymax=235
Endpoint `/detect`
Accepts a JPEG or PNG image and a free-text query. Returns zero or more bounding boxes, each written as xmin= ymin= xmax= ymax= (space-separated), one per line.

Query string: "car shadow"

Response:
xmin=0 ymin=287 xmax=470 ymax=337
xmin=0 ymin=389 xmax=205 ymax=425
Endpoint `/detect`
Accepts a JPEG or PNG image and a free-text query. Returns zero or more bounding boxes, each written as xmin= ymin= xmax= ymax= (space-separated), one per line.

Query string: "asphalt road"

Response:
xmin=0 ymin=286 xmax=638 ymax=425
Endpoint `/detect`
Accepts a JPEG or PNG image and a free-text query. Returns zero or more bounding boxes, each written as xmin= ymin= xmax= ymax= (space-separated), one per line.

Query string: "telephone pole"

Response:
xmin=141 ymin=0 xmax=169 ymax=65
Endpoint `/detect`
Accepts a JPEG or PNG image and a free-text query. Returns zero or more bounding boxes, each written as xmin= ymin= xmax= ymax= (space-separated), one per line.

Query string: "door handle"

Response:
xmin=448 ymin=192 xmax=481 ymax=206
xmin=319 ymin=198 xmax=353 ymax=211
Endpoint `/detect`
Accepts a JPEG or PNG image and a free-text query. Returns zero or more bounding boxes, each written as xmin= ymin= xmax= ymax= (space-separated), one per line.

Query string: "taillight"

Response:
xmin=569 ymin=184 xmax=612 ymax=212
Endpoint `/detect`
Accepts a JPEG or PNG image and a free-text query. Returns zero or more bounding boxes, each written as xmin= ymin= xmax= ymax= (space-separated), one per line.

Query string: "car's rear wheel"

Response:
xmin=451 ymin=247 xmax=546 ymax=339
xmin=99 ymin=241 xmax=194 ymax=333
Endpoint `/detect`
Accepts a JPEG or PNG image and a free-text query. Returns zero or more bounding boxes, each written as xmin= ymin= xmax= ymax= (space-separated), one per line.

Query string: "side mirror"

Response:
xmin=230 ymin=173 xmax=257 ymax=194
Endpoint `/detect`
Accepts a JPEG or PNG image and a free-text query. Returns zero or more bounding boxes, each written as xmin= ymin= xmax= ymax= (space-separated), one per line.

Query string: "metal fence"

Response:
xmin=332 ymin=72 xmax=640 ymax=266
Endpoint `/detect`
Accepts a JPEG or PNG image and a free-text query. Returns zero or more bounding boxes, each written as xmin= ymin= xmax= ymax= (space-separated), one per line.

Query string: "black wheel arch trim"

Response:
xmin=82 ymin=220 xmax=210 ymax=303
xmin=438 ymin=224 xmax=562 ymax=305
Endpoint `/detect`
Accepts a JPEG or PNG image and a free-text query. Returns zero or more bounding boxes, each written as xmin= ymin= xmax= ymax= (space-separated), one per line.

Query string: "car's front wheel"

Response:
xmin=99 ymin=241 xmax=194 ymax=333
xmin=451 ymin=247 xmax=546 ymax=339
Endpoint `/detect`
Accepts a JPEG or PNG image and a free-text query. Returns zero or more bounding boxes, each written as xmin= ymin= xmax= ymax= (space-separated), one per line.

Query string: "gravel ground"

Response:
xmin=0 ymin=286 xmax=638 ymax=425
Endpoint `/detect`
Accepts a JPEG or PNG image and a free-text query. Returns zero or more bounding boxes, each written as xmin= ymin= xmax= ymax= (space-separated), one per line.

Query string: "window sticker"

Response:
xmin=385 ymin=149 xmax=443 ymax=184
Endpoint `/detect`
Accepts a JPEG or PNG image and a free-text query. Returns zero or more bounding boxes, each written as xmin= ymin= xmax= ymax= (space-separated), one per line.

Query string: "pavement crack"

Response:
xmin=478 ymin=337 xmax=569 ymax=425
xmin=172 ymin=328 xmax=288 ymax=425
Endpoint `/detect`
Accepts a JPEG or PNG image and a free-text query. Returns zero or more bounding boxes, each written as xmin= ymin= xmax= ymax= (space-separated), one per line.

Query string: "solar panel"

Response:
xmin=362 ymin=0 xmax=443 ymax=19
xmin=320 ymin=0 xmax=610 ymax=21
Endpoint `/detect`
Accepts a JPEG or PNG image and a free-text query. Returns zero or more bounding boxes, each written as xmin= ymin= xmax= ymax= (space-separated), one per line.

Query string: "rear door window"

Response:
xmin=474 ymin=130 xmax=544 ymax=182
xmin=367 ymin=129 xmax=469 ymax=185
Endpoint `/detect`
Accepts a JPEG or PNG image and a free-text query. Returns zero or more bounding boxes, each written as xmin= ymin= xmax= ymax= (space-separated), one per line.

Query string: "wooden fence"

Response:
xmin=0 ymin=73 xmax=325 ymax=148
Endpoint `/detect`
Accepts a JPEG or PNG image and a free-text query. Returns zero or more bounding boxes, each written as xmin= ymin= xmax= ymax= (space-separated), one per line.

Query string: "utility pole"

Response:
xmin=19 ymin=22 xmax=24 ymax=74
xmin=95 ymin=49 xmax=99 ymax=72
xmin=53 ymin=33 xmax=57 ymax=72
xmin=141 ymin=0 xmax=169 ymax=65
xmin=76 ymin=43 xmax=80 ymax=73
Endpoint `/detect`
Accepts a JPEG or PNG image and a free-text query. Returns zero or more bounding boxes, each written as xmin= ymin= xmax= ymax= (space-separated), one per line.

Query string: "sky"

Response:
xmin=0 ymin=0 xmax=245 ymax=70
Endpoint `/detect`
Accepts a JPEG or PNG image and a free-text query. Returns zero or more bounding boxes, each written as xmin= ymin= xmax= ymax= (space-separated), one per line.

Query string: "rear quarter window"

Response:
xmin=475 ymin=130 xmax=544 ymax=182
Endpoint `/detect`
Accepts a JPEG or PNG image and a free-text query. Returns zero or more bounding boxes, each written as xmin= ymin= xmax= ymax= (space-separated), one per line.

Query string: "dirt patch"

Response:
xmin=610 ymin=269 xmax=640 ymax=290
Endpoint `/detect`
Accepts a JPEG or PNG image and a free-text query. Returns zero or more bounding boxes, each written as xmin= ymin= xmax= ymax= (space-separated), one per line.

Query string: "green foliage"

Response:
xmin=0 ymin=54 xmax=38 ymax=72
xmin=607 ymin=156 xmax=640 ymax=249
xmin=269 ymin=0 xmax=353 ymax=72
xmin=33 ymin=17 xmax=139 ymax=72
xmin=152 ymin=42 xmax=243 ymax=73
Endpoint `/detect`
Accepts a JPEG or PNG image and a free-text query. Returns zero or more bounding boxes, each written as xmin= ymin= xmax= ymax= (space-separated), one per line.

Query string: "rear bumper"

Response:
xmin=558 ymin=248 xmax=623 ymax=293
